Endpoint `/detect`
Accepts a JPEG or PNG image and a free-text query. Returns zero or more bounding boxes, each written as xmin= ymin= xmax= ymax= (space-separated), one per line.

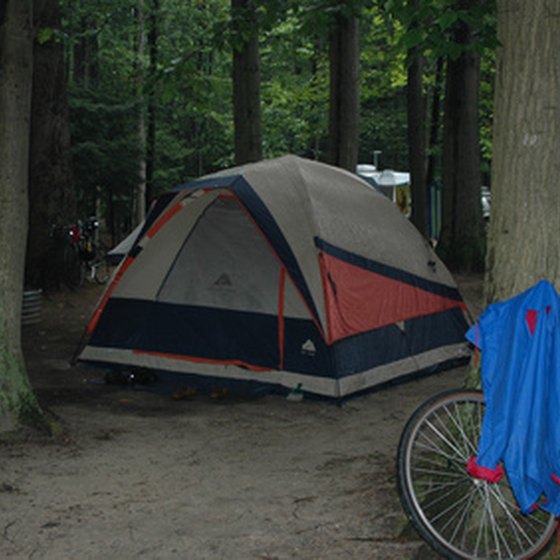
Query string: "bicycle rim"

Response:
xmin=94 ymin=259 xmax=110 ymax=284
xmin=94 ymin=240 xmax=111 ymax=284
xmin=398 ymin=390 xmax=557 ymax=560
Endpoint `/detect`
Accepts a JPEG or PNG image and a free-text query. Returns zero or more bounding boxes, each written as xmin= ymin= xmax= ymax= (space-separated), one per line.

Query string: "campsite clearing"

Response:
xmin=1 ymin=276 xmax=483 ymax=559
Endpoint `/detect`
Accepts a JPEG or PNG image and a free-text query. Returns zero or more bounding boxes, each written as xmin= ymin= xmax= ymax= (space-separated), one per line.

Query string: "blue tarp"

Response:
xmin=466 ymin=280 xmax=560 ymax=514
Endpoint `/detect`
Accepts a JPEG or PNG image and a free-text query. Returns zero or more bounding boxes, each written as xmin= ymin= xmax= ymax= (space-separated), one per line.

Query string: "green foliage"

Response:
xmin=377 ymin=0 xmax=497 ymax=175
xmin=260 ymin=9 xmax=329 ymax=158
xmin=57 ymin=0 xmax=497 ymax=229
xmin=69 ymin=85 xmax=141 ymax=216
xmin=479 ymin=47 xmax=495 ymax=177
xmin=359 ymin=5 xmax=409 ymax=167
xmin=37 ymin=27 xmax=60 ymax=45
xmin=384 ymin=0 xmax=497 ymax=60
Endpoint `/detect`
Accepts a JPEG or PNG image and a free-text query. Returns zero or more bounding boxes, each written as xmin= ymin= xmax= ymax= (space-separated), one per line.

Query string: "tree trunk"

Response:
xmin=437 ymin=9 xmax=484 ymax=272
xmin=134 ymin=0 xmax=147 ymax=225
xmin=26 ymin=0 xmax=77 ymax=290
xmin=232 ymin=0 xmax=262 ymax=165
xmin=406 ymin=1 xmax=428 ymax=237
xmin=484 ymin=0 xmax=560 ymax=303
xmin=327 ymin=10 xmax=360 ymax=172
xmin=0 ymin=0 xmax=44 ymax=432
xmin=72 ymin=14 xmax=100 ymax=86
xmin=426 ymin=57 xmax=443 ymax=194
xmin=145 ymin=0 xmax=159 ymax=208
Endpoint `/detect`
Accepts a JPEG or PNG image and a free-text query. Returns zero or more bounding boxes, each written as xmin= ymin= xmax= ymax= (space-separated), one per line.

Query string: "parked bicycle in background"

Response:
xmin=80 ymin=217 xmax=111 ymax=284
xmin=49 ymin=216 xmax=111 ymax=289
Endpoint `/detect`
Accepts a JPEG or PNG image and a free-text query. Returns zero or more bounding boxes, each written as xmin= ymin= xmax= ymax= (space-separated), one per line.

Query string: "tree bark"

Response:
xmin=232 ymin=0 xmax=262 ymax=165
xmin=134 ymin=0 xmax=147 ymax=225
xmin=437 ymin=7 xmax=484 ymax=272
xmin=327 ymin=10 xmax=360 ymax=172
xmin=484 ymin=0 xmax=560 ymax=303
xmin=406 ymin=0 xmax=428 ymax=237
xmin=26 ymin=0 xmax=77 ymax=290
xmin=426 ymin=57 xmax=444 ymax=196
xmin=145 ymin=0 xmax=159 ymax=208
xmin=0 ymin=0 xmax=44 ymax=432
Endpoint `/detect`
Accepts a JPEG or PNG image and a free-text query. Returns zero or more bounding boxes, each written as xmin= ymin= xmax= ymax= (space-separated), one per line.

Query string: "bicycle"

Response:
xmin=397 ymin=389 xmax=557 ymax=559
xmin=49 ymin=217 xmax=111 ymax=289
xmin=79 ymin=216 xmax=111 ymax=285
xmin=49 ymin=222 xmax=84 ymax=288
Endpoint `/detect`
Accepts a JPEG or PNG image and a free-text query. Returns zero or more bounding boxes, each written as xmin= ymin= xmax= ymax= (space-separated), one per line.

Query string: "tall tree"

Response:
xmin=0 ymin=0 xmax=44 ymax=431
xmin=145 ymin=0 xmax=159 ymax=207
xmin=405 ymin=0 xmax=428 ymax=236
xmin=232 ymin=0 xmax=262 ymax=165
xmin=425 ymin=56 xmax=444 ymax=190
xmin=26 ymin=0 xmax=77 ymax=290
xmin=485 ymin=0 xmax=560 ymax=302
xmin=134 ymin=0 xmax=147 ymax=225
xmin=72 ymin=5 xmax=100 ymax=86
xmin=327 ymin=3 xmax=360 ymax=171
xmin=386 ymin=0 xmax=494 ymax=248
xmin=437 ymin=0 xmax=485 ymax=271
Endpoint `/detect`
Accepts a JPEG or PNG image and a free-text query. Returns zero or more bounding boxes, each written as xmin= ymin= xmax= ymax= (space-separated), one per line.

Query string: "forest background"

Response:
xmin=27 ymin=0 xmax=496 ymax=284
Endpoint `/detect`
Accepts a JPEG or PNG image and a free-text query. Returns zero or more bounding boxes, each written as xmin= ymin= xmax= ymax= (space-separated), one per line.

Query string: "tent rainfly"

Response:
xmin=78 ymin=156 xmax=470 ymax=398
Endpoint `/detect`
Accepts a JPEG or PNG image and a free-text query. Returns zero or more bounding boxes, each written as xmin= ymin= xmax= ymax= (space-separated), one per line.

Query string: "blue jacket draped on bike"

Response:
xmin=466 ymin=280 xmax=560 ymax=515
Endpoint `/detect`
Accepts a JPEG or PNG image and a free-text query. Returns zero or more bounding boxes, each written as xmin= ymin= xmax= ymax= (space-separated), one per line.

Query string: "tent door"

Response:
xmin=156 ymin=195 xmax=284 ymax=368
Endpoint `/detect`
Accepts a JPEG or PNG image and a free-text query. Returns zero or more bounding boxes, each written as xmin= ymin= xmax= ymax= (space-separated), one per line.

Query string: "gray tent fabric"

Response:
xmin=158 ymin=196 xmax=281 ymax=314
xmin=79 ymin=156 xmax=470 ymax=398
xmin=107 ymin=222 xmax=144 ymax=264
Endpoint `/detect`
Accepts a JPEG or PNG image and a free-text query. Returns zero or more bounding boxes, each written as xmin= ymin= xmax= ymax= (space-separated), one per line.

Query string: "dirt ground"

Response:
xmin=1 ymin=275 xmax=484 ymax=560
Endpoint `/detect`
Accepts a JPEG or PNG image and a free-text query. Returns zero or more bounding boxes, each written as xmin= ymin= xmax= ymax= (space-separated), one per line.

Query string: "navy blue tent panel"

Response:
xmin=89 ymin=298 xmax=468 ymax=381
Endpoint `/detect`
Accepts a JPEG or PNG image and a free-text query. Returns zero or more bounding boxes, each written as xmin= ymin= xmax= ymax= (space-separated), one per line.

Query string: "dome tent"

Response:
xmin=78 ymin=155 xmax=470 ymax=398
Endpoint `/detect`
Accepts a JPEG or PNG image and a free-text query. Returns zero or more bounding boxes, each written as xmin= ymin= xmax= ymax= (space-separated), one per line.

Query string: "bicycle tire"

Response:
xmin=93 ymin=240 xmax=111 ymax=284
xmin=63 ymin=243 xmax=84 ymax=289
xmin=94 ymin=259 xmax=110 ymax=284
xmin=397 ymin=389 xmax=557 ymax=560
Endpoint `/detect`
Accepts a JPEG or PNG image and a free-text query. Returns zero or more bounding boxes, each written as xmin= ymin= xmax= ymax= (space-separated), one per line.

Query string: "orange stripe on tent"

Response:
xmin=146 ymin=201 xmax=183 ymax=238
xmin=229 ymin=192 xmax=326 ymax=339
xmin=278 ymin=267 xmax=286 ymax=370
xmin=131 ymin=349 xmax=273 ymax=372
xmin=86 ymin=255 xmax=135 ymax=335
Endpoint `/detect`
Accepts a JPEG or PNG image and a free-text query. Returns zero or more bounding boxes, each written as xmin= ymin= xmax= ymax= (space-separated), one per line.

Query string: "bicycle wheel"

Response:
xmin=93 ymin=258 xmax=110 ymax=284
xmin=63 ymin=243 xmax=84 ymax=288
xmin=93 ymin=241 xmax=111 ymax=284
xmin=397 ymin=389 xmax=557 ymax=559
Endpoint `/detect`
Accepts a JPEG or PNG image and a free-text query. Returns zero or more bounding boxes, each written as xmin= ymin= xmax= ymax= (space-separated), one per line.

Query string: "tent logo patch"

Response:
xmin=214 ymin=273 xmax=232 ymax=287
xmin=301 ymin=339 xmax=316 ymax=356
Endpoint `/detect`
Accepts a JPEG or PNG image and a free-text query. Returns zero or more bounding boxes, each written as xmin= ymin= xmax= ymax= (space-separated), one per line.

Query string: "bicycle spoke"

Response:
xmin=418 ymin=485 xmax=473 ymax=519
xmin=456 ymin=488 xmax=478 ymax=552
xmin=417 ymin=417 xmax=470 ymax=463
xmin=485 ymin=484 xmax=510 ymax=559
xmin=437 ymin=484 xmax=479 ymax=535
xmin=446 ymin=487 xmax=472 ymax=542
xmin=447 ymin=401 xmax=480 ymax=456
xmin=489 ymin=482 xmax=547 ymax=551
xmin=473 ymin=484 xmax=490 ymax=557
